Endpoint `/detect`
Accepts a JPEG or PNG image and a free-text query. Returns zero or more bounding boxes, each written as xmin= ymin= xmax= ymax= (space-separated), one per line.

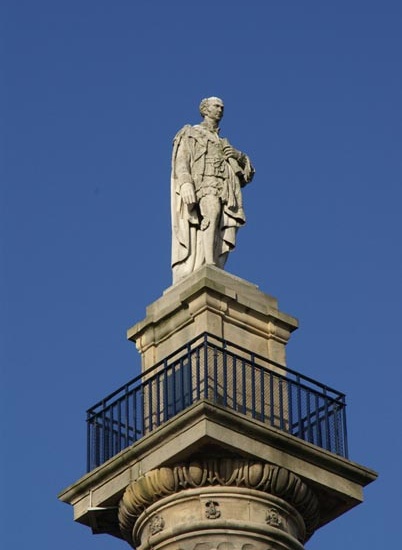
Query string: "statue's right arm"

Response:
xmin=174 ymin=130 xmax=196 ymax=205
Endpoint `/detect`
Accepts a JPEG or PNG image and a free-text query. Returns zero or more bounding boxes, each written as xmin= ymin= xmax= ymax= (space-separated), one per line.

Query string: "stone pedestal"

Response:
xmin=127 ymin=265 xmax=298 ymax=370
xmin=128 ymin=266 xmax=297 ymax=434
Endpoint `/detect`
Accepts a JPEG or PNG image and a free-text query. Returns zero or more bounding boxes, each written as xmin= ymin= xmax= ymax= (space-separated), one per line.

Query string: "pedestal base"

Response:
xmin=127 ymin=266 xmax=298 ymax=370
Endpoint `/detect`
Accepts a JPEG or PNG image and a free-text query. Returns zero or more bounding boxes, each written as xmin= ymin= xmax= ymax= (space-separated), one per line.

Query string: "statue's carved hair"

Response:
xmin=199 ymin=97 xmax=223 ymax=117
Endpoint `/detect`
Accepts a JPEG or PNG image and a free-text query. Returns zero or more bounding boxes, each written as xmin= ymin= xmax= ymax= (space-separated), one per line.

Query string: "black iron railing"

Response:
xmin=87 ymin=333 xmax=348 ymax=471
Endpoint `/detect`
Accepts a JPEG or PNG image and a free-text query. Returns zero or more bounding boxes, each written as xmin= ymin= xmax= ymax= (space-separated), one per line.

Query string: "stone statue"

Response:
xmin=171 ymin=97 xmax=254 ymax=283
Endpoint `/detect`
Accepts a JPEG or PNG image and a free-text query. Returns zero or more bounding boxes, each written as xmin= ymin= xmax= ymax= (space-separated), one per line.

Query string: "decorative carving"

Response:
xmin=149 ymin=514 xmax=165 ymax=535
xmin=205 ymin=500 xmax=221 ymax=519
xmin=118 ymin=457 xmax=319 ymax=543
xmin=265 ymin=508 xmax=282 ymax=528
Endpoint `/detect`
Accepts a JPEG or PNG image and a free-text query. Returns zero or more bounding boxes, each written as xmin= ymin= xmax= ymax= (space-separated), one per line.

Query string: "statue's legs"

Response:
xmin=199 ymin=195 xmax=221 ymax=265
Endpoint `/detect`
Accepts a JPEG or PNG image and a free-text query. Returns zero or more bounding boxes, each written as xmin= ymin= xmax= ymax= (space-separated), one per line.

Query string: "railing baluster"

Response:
xmin=171 ymin=364 xmax=176 ymax=417
xmin=204 ymin=335 xmax=208 ymax=399
xmin=134 ymin=389 xmax=139 ymax=441
xmin=95 ymin=418 xmax=100 ymax=469
xmin=187 ymin=342 xmax=192 ymax=406
xmin=269 ymin=372 xmax=274 ymax=427
xmin=306 ymin=390 xmax=312 ymax=444
xmin=287 ymin=382 xmax=293 ymax=434
xmin=279 ymin=378 xmax=284 ymax=430
xmin=296 ymin=375 xmax=303 ymax=439
xmin=342 ymin=396 xmax=349 ymax=459
xmin=251 ymin=359 xmax=256 ymax=419
xmin=101 ymin=400 xmax=107 ymax=465
xmin=117 ymin=399 xmax=122 ymax=454
xmin=323 ymin=387 xmax=331 ymax=452
xmin=213 ymin=347 xmax=218 ymax=404
xmin=333 ymin=402 xmax=340 ymax=455
xmin=260 ymin=366 xmax=265 ymax=422
xmin=316 ymin=393 xmax=322 ymax=448
xmin=124 ymin=385 xmax=129 ymax=447
xmin=148 ymin=378 xmax=153 ymax=431
xmin=163 ymin=358 xmax=168 ymax=423
xmin=223 ymin=343 xmax=227 ymax=407
xmin=109 ymin=405 xmax=113 ymax=458
xmin=241 ymin=359 xmax=247 ymax=415
xmin=87 ymin=411 xmax=92 ymax=471
xmin=156 ymin=373 xmax=161 ymax=427
xmin=180 ymin=357 xmax=185 ymax=410
xmin=232 ymin=356 xmax=237 ymax=411
xmin=196 ymin=347 xmax=201 ymax=401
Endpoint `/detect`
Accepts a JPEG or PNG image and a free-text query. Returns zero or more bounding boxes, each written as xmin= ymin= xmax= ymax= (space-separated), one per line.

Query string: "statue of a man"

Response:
xmin=171 ymin=97 xmax=254 ymax=283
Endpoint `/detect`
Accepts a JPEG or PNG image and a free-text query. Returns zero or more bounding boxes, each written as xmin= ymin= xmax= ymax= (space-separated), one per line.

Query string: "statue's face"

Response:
xmin=205 ymin=99 xmax=224 ymax=122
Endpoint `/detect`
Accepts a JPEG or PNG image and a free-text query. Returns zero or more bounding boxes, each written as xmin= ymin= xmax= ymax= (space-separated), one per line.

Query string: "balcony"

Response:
xmin=86 ymin=332 xmax=348 ymax=471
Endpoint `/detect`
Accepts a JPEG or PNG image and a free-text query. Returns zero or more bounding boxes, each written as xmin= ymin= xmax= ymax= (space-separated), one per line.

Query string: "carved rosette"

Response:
xmin=118 ymin=458 xmax=319 ymax=550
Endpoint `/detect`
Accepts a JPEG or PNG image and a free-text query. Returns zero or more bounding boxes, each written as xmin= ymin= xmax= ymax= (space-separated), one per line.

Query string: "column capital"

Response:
xmin=118 ymin=457 xmax=320 ymax=548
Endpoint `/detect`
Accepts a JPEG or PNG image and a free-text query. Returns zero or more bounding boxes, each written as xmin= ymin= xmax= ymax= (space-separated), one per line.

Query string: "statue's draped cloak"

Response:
xmin=171 ymin=124 xmax=253 ymax=282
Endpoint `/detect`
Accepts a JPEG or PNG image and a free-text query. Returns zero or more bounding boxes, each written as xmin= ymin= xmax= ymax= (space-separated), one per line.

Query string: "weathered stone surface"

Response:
xmin=128 ymin=265 xmax=298 ymax=370
xmin=130 ymin=488 xmax=306 ymax=550
xmin=118 ymin=458 xmax=320 ymax=545
xmin=171 ymin=97 xmax=254 ymax=284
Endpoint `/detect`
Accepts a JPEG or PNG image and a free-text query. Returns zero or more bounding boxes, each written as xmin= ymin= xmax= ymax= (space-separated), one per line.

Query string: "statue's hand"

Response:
xmin=223 ymin=145 xmax=241 ymax=161
xmin=181 ymin=183 xmax=196 ymax=205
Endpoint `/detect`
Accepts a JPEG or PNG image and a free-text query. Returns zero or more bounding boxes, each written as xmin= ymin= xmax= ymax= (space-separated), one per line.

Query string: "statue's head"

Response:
xmin=199 ymin=97 xmax=224 ymax=119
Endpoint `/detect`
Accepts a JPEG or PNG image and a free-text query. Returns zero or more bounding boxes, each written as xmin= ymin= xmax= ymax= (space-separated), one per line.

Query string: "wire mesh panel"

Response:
xmin=87 ymin=385 xmax=144 ymax=470
xmin=86 ymin=333 xmax=348 ymax=470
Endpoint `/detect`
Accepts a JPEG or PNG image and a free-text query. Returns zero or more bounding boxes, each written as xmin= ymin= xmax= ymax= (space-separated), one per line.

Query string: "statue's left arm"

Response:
xmin=221 ymin=139 xmax=255 ymax=186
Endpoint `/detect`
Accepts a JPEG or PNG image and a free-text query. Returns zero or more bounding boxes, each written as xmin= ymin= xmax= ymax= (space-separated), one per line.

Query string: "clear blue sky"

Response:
xmin=2 ymin=1 xmax=401 ymax=549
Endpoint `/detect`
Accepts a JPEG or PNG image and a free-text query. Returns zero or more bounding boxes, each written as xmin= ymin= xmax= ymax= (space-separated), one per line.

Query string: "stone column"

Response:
xmin=118 ymin=458 xmax=319 ymax=550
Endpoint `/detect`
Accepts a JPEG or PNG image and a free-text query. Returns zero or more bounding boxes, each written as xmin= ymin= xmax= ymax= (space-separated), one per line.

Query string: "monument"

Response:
xmin=59 ymin=98 xmax=377 ymax=550
xmin=171 ymin=97 xmax=254 ymax=283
